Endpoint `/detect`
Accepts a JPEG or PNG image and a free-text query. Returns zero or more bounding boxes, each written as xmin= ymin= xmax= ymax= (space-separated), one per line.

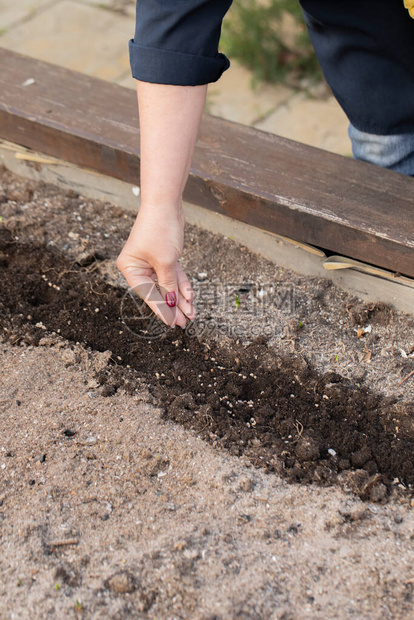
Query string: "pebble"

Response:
xmin=351 ymin=446 xmax=372 ymax=468
xmin=338 ymin=458 xmax=351 ymax=470
xmin=368 ymin=482 xmax=388 ymax=503
xmin=75 ymin=251 xmax=104 ymax=267
xmin=105 ymin=571 xmax=137 ymax=594
xmin=183 ymin=549 xmax=200 ymax=561
xmin=339 ymin=505 xmax=368 ymax=522
xmin=287 ymin=524 xmax=300 ymax=535
xmin=199 ymin=526 xmax=210 ymax=537
xmin=238 ymin=476 xmax=254 ymax=492
xmin=101 ymin=384 xmax=116 ymax=397
xmin=237 ymin=514 xmax=252 ymax=523
xmin=295 ymin=436 xmax=320 ymax=462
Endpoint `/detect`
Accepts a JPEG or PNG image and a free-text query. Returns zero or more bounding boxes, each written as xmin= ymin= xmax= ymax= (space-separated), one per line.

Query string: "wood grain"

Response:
xmin=1 ymin=49 xmax=413 ymax=278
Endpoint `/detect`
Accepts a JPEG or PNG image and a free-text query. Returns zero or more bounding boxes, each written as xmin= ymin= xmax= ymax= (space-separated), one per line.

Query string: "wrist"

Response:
xmin=139 ymin=198 xmax=183 ymax=213
xmin=138 ymin=200 xmax=185 ymax=225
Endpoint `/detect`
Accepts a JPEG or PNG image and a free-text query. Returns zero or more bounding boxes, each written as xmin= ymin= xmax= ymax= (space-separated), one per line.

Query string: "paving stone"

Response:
xmin=0 ymin=0 xmax=54 ymax=31
xmin=0 ymin=0 xmax=134 ymax=82
xmin=207 ymin=60 xmax=293 ymax=126
xmin=254 ymin=92 xmax=351 ymax=156
xmin=82 ymin=0 xmax=136 ymax=17
xmin=114 ymin=72 xmax=136 ymax=90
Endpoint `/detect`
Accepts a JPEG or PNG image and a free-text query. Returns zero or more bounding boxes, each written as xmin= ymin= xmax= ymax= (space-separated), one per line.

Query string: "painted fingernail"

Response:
xmin=165 ymin=291 xmax=177 ymax=308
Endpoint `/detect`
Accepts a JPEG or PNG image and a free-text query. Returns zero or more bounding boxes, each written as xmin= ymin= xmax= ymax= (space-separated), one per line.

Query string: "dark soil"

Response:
xmin=1 ymin=229 xmax=413 ymax=501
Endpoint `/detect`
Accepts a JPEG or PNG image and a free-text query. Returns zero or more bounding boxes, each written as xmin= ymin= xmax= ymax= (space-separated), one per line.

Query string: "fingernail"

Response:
xmin=165 ymin=291 xmax=177 ymax=308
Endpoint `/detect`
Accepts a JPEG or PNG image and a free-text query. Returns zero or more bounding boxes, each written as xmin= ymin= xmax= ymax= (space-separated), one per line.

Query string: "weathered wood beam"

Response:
xmin=1 ymin=48 xmax=413 ymax=277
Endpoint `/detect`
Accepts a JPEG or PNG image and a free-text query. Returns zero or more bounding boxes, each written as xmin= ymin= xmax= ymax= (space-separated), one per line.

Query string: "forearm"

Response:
xmin=137 ymin=81 xmax=208 ymax=209
xmin=118 ymin=0 xmax=231 ymax=326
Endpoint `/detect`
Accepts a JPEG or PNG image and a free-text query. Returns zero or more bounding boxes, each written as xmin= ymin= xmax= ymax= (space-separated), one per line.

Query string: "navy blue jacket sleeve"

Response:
xmin=129 ymin=0 xmax=233 ymax=85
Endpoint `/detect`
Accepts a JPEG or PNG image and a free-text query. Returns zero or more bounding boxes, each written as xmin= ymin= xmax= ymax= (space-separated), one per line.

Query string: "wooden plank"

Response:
xmin=4 ymin=138 xmax=413 ymax=315
xmin=0 ymin=48 xmax=413 ymax=278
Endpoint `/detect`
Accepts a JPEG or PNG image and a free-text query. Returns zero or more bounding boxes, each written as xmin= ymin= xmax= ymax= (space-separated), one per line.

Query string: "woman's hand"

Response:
xmin=118 ymin=80 xmax=207 ymax=328
xmin=116 ymin=201 xmax=196 ymax=328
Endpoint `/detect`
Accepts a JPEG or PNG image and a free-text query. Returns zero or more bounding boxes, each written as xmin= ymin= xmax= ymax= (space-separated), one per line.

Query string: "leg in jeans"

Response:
xmin=299 ymin=1 xmax=414 ymax=174
xmin=348 ymin=125 xmax=414 ymax=176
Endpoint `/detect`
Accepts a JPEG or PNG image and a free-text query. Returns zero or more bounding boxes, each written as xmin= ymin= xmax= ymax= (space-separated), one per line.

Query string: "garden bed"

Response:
xmin=0 ymin=167 xmax=413 ymax=618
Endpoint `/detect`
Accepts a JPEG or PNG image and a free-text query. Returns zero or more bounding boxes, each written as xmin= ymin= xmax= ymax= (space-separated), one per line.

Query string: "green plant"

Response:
xmin=221 ymin=0 xmax=322 ymax=85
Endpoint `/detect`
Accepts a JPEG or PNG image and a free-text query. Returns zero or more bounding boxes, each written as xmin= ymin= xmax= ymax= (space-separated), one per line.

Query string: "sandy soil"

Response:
xmin=0 ymin=168 xmax=413 ymax=619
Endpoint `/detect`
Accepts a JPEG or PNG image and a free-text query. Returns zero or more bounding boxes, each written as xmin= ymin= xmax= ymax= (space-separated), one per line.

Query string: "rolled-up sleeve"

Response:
xmin=129 ymin=0 xmax=233 ymax=85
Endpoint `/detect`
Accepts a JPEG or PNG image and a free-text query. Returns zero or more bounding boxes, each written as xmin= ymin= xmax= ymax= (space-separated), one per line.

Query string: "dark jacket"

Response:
xmin=129 ymin=1 xmax=414 ymax=135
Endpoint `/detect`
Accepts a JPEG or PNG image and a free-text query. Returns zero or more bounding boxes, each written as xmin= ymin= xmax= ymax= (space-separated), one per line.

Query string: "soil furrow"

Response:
xmin=0 ymin=231 xmax=413 ymax=498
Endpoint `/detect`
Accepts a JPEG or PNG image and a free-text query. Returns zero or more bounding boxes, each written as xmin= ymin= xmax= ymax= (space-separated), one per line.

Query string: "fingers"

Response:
xmin=175 ymin=264 xmax=196 ymax=322
xmin=118 ymin=255 xmax=196 ymax=329
xmin=121 ymin=268 xmax=178 ymax=327
xmin=154 ymin=263 xmax=197 ymax=327
xmin=156 ymin=262 xmax=197 ymax=328
xmin=177 ymin=290 xmax=197 ymax=322
xmin=177 ymin=264 xmax=195 ymax=304
xmin=155 ymin=263 xmax=183 ymax=327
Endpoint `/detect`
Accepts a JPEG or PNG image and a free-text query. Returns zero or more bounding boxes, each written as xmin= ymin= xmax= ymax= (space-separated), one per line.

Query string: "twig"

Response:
xmin=47 ymin=538 xmax=79 ymax=548
xmin=9 ymin=335 xmax=22 ymax=345
xmin=397 ymin=370 xmax=414 ymax=387
xmin=198 ymin=413 xmax=214 ymax=433
xmin=89 ymin=282 xmax=108 ymax=297
xmin=291 ymin=420 xmax=304 ymax=444
xmin=85 ymin=262 xmax=100 ymax=274
xmin=15 ymin=152 xmax=58 ymax=165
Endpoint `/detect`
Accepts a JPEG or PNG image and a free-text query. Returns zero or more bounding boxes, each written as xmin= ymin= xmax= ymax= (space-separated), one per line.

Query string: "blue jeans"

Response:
xmin=348 ymin=125 xmax=414 ymax=176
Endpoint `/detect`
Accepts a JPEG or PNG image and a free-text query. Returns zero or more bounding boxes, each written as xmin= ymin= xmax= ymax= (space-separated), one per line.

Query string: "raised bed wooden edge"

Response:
xmin=1 ymin=48 xmax=413 ymax=278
